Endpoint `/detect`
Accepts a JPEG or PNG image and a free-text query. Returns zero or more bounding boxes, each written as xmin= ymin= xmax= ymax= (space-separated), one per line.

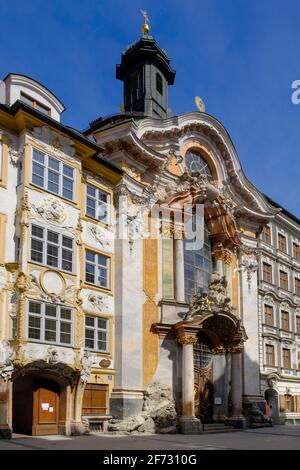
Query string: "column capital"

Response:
xmin=177 ymin=336 xmax=197 ymax=345
xmin=211 ymin=346 xmax=227 ymax=355
xmin=212 ymin=247 xmax=233 ymax=265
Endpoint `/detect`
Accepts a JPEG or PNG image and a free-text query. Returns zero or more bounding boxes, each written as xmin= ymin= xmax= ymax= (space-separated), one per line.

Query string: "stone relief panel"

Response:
xmin=23 ymin=342 xmax=76 ymax=365
xmin=28 ymin=191 xmax=79 ymax=235
xmin=30 ymin=126 xmax=79 ymax=163
xmin=82 ymin=221 xmax=114 ymax=253
xmin=28 ymin=269 xmax=76 ymax=304
xmin=80 ymin=288 xmax=113 ymax=314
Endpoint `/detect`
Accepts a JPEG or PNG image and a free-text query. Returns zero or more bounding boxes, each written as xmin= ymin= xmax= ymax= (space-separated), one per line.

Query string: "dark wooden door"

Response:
xmin=32 ymin=378 xmax=60 ymax=435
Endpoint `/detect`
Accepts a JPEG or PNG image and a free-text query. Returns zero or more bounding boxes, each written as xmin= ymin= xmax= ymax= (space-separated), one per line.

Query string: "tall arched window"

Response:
xmin=184 ymin=209 xmax=212 ymax=302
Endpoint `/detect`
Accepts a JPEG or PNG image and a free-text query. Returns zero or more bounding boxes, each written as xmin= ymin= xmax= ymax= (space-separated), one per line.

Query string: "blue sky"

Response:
xmin=1 ymin=1 xmax=300 ymax=216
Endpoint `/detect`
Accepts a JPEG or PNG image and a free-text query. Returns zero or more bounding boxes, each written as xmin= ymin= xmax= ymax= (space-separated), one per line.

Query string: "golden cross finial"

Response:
xmin=141 ymin=9 xmax=150 ymax=35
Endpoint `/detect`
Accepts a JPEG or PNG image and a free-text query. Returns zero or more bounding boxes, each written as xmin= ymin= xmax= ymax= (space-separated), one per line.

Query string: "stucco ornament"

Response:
xmin=80 ymin=350 xmax=93 ymax=384
xmin=89 ymin=225 xmax=111 ymax=249
xmin=107 ymin=382 xmax=177 ymax=434
xmin=31 ymin=126 xmax=76 ymax=159
xmin=46 ymin=347 xmax=60 ymax=365
xmin=31 ymin=196 xmax=67 ymax=223
xmin=240 ymin=246 xmax=260 ymax=291
xmin=183 ymin=271 xmax=233 ymax=321
xmin=88 ymin=293 xmax=107 ymax=312
xmin=267 ymin=374 xmax=279 ymax=389
xmin=0 ymin=340 xmax=15 ymax=381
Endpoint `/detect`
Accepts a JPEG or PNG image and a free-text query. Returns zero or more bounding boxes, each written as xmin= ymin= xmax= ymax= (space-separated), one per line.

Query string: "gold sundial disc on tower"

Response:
xmin=195 ymin=96 xmax=206 ymax=112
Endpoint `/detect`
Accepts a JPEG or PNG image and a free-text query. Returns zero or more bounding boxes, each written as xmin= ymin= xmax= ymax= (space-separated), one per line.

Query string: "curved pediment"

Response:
xmin=90 ymin=111 xmax=279 ymax=229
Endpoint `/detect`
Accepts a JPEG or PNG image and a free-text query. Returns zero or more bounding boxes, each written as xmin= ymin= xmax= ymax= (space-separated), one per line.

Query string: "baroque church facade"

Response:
xmin=0 ymin=20 xmax=300 ymax=437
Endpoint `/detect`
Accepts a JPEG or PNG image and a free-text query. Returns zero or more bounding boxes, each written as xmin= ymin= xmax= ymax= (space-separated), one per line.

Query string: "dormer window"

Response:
xmin=20 ymin=92 xmax=51 ymax=116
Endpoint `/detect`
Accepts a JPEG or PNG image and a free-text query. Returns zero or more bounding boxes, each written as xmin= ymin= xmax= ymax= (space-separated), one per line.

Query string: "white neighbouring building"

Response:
xmin=0 ymin=21 xmax=300 ymax=438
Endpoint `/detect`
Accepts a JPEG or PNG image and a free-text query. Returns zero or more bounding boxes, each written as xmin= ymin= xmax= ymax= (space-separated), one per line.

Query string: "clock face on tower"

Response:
xmin=185 ymin=149 xmax=212 ymax=178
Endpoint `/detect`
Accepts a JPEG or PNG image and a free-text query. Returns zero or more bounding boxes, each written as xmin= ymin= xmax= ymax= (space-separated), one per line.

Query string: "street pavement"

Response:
xmin=0 ymin=426 xmax=300 ymax=450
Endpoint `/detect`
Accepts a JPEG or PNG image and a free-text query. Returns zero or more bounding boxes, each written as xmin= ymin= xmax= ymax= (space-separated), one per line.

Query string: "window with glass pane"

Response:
xmin=295 ymin=278 xmax=300 ymax=296
xmin=262 ymin=225 xmax=271 ymax=244
xmin=86 ymin=184 xmax=110 ymax=224
xmin=279 ymin=270 xmax=288 ymax=290
xmin=265 ymin=305 xmax=274 ymax=326
xmin=28 ymin=301 xmax=41 ymax=340
xmin=278 ymin=233 xmax=287 ymax=253
xmin=184 ymin=215 xmax=212 ymax=302
xmin=31 ymin=148 xmax=74 ymax=201
xmin=193 ymin=335 xmax=212 ymax=368
xmin=266 ymin=344 xmax=275 ymax=366
xmin=296 ymin=316 xmax=300 ymax=334
xmin=85 ymin=250 xmax=110 ymax=288
xmin=30 ymin=224 xmax=73 ymax=272
xmin=282 ymin=348 xmax=291 ymax=369
xmin=262 ymin=263 xmax=272 ymax=283
xmin=293 ymin=243 xmax=300 ymax=261
xmin=85 ymin=316 xmax=108 ymax=352
xmin=281 ymin=311 xmax=290 ymax=331
xmin=185 ymin=150 xmax=213 ymax=178
xmin=28 ymin=302 xmax=72 ymax=346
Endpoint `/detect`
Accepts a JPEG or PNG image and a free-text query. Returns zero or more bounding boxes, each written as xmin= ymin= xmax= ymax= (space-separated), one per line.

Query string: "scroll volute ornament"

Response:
xmin=205 ymin=202 xmax=241 ymax=249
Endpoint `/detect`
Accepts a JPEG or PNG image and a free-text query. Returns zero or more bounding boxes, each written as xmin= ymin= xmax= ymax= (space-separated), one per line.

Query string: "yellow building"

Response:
xmin=0 ymin=74 xmax=122 ymax=437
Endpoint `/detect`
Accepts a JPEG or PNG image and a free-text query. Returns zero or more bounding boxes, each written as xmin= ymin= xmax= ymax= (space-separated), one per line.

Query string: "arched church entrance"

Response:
xmin=194 ymin=333 xmax=213 ymax=423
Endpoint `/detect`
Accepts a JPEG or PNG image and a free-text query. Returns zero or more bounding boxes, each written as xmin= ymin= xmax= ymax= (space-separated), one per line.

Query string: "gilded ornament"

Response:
xmin=177 ymin=336 xmax=197 ymax=345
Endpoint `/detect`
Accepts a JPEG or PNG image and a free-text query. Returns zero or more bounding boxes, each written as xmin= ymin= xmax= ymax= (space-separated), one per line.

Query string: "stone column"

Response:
xmin=227 ymin=347 xmax=246 ymax=428
xmin=177 ymin=334 xmax=202 ymax=434
xmin=174 ymin=237 xmax=185 ymax=302
xmin=212 ymin=347 xmax=227 ymax=422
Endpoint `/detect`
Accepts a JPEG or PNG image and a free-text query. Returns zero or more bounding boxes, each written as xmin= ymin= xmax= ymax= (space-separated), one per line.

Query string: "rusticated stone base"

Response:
xmin=179 ymin=416 xmax=203 ymax=434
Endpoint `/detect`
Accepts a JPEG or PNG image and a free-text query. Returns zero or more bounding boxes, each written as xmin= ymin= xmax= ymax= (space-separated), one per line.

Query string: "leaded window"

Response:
xmin=185 ymin=150 xmax=212 ymax=177
xmin=184 ymin=212 xmax=212 ymax=302
xmin=193 ymin=335 xmax=212 ymax=368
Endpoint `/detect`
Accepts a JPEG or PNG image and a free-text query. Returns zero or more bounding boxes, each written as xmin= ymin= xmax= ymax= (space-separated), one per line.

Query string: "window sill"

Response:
xmin=82 ymin=282 xmax=113 ymax=296
xmin=28 ymin=260 xmax=76 ymax=278
xmin=27 ymin=339 xmax=74 ymax=348
xmin=83 ymin=214 xmax=112 ymax=231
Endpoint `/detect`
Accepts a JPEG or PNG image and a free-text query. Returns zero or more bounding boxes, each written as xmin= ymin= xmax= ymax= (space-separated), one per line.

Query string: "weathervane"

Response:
xmin=141 ymin=9 xmax=150 ymax=35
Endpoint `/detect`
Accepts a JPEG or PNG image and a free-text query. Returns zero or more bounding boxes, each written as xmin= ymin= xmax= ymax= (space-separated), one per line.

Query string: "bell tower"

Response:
xmin=116 ymin=11 xmax=176 ymax=118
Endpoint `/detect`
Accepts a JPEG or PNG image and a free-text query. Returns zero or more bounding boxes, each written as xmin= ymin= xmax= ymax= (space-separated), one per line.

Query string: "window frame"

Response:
xmin=293 ymin=242 xmax=300 ymax=261
xmin=20 ymin=92 xmax=51 ymax=116
xmin=84 ymin=248 xmax=111 ymax=290
xmin=281 ymin=310 xmax=290 ymax=332
xmin=278 ymin=233 xmax=287 ymax=253
xmin=85 ymin=183 xmax=111 ymax=225
xmin=262 ymin=262 xmax=273 ymax=284
xmin=27 ymin=300 xmax=73 ymax=347
xmin=264 ymin=304 xmax=274 ymax=327
xmin=279 ymin=270 xmax=289 ymax=291
xmin=30 ymin=147 xmax=75 ymax=202
xmin=266 ymin=344 xmax=275 ymax=367
xmin=84 ymin=315 xmax=109 ymax=353
xmin=282 ymin=348 xmax=291 ymax=369
xmin=30 ymin=223 xmax=74 ymax=274
xmin=262 ymin=225 xmax=272 ymax=245
xmin=295 ymin=278 xmax=300 ymax=297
